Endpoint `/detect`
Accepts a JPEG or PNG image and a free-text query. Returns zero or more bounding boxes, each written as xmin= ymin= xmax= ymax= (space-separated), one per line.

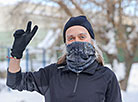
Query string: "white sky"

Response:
xmin=0 ymin=0 xmax=22 ymax=5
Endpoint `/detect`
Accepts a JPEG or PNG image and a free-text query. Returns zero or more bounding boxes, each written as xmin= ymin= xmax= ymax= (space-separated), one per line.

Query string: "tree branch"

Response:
xmin=70 ymin=0 xmax=84 ymax=14
xmin=53 ymin=0 xmax=72 ymax=16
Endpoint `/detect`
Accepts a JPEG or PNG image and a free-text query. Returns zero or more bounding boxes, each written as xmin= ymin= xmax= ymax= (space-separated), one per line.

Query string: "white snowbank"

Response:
xmin=113 ymin=59 xmax=126 ymax=81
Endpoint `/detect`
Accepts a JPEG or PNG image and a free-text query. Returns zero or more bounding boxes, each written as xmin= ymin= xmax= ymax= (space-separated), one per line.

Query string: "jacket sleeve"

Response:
xmin=6 ymin=64 xmax=55 ymax=95
xmin=105 ymin=71 xmax=122 ymax=102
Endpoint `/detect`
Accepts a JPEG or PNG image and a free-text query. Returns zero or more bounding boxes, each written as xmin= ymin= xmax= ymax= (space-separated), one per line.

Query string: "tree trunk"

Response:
xmin=120 ymin=57 xmax=133 ymax=91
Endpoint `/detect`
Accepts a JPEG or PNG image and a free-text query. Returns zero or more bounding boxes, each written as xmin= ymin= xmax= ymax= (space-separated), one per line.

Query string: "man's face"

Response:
xmin=65 ymin=26 xmax=93 ymax=45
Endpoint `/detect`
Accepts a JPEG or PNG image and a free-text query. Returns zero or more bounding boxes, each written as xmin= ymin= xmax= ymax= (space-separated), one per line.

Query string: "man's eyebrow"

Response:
xmin=66 ymin=34 xmax=74 ymax=37
xmin=66 ymin=33 xmax=87 ymax=37
xmin=77 ymin=33 xmax=87 ymax=35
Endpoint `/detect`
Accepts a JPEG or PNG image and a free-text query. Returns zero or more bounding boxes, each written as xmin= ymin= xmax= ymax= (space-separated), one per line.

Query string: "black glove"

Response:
xmin=11 ymin=21 xmax=38 ymax=59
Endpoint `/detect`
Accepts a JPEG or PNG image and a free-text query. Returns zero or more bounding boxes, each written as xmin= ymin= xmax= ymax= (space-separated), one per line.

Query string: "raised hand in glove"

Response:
xmin=11 ymin=21 xmax=38 ymax=59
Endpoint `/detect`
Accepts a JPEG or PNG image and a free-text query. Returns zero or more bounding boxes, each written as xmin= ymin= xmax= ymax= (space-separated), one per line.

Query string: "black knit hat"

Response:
xmin=63 ymin=15 xmax=95 ymax=43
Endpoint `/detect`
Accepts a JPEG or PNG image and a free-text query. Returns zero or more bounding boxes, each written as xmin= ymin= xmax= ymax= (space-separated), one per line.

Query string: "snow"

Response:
xmin=102 ymin=28 xmax=118 ymax=55
xmin=135 ymin=24 xmax=138 ymax=32
xmin=122 ymin=63 xmax=138 ymax=102
xmin=126 ymin=39 xmax=133 ymax=55
xmin=122 ymin=91 xmax=138 ymax=102
xmin=0 ymin=90 xmax=44 ymax=102
xmin=128 ymin=26 xmax=138 ymax=40
xmin=0 ymin=79 xmax=44 ymax=102
xmin=127 ymin=24 xmax=138 ymax=55
xmin=37 ymin=29 xmax=61 ymax=49
xmin=0 ymin=63 xmax=138 ymax=102
xmin=113 ymin=59 xmax=126 ymax=81
xmin=126 ymin=27 xmax=132 ymax=32
xmin=0 ymin=61 xmax=8 ymax=72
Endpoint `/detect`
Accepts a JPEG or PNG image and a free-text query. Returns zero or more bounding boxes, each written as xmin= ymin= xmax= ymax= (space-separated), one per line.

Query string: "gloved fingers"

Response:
xmin=25 ymin=21 xmax=32 ymax=33
xmin=13 ymin=29 xmax=25 ymax=38
xmin=32 ymin=25 xmax=38 ymax=34
xmin=30 ymin=25 xmax=38 ymax=38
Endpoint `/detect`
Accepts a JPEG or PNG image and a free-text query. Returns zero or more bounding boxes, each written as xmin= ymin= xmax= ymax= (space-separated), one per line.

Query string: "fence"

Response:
xmin=0 ymin=47 xmax=47 ymax=72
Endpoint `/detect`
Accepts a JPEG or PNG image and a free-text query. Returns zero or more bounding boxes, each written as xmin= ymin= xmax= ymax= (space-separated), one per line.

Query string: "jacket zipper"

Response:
xmin=73 ymin=73 xmax=79 ymax=93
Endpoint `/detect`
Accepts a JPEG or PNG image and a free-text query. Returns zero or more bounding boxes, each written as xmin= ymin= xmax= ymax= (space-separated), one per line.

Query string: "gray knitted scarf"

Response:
xmin=66 ymin=41 xmax=96 ymax=73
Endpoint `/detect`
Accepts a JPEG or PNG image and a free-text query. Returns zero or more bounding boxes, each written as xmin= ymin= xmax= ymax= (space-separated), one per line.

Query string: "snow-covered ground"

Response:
xmin=0 ymin=63 xmax=138 ymax=102
xmin=0 ymin=88 xmax=44 ymax=102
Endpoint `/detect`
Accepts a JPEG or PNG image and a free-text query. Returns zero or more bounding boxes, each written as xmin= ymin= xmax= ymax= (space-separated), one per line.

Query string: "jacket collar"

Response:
xmin=58 ymin=60 xmax=101 ymax=75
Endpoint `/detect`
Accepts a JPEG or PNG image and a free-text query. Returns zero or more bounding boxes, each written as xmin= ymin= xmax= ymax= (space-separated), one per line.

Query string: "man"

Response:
xmin=7 ymin=15 xmax=122 ymax=102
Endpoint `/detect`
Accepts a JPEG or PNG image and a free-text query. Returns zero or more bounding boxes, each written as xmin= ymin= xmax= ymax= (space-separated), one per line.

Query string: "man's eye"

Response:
xmin=80 ymin=36 xmax=86 ymax=39
xmin=68 ymin=37 xmax=73 ymax=41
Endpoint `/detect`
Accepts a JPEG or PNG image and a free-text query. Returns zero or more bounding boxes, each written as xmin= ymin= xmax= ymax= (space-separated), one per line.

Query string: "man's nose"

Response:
xmin=75 ymin=37 xmax=81 ymax=42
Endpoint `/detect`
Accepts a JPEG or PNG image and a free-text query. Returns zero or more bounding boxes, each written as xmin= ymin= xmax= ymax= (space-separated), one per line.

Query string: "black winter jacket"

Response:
xmin=6 ymin=60 xmax=122 ymax=102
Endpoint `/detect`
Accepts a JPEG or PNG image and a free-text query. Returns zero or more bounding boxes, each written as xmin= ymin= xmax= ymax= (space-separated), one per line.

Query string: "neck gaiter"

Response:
xmin=66 ymin=41 xmax=96 ymax=73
